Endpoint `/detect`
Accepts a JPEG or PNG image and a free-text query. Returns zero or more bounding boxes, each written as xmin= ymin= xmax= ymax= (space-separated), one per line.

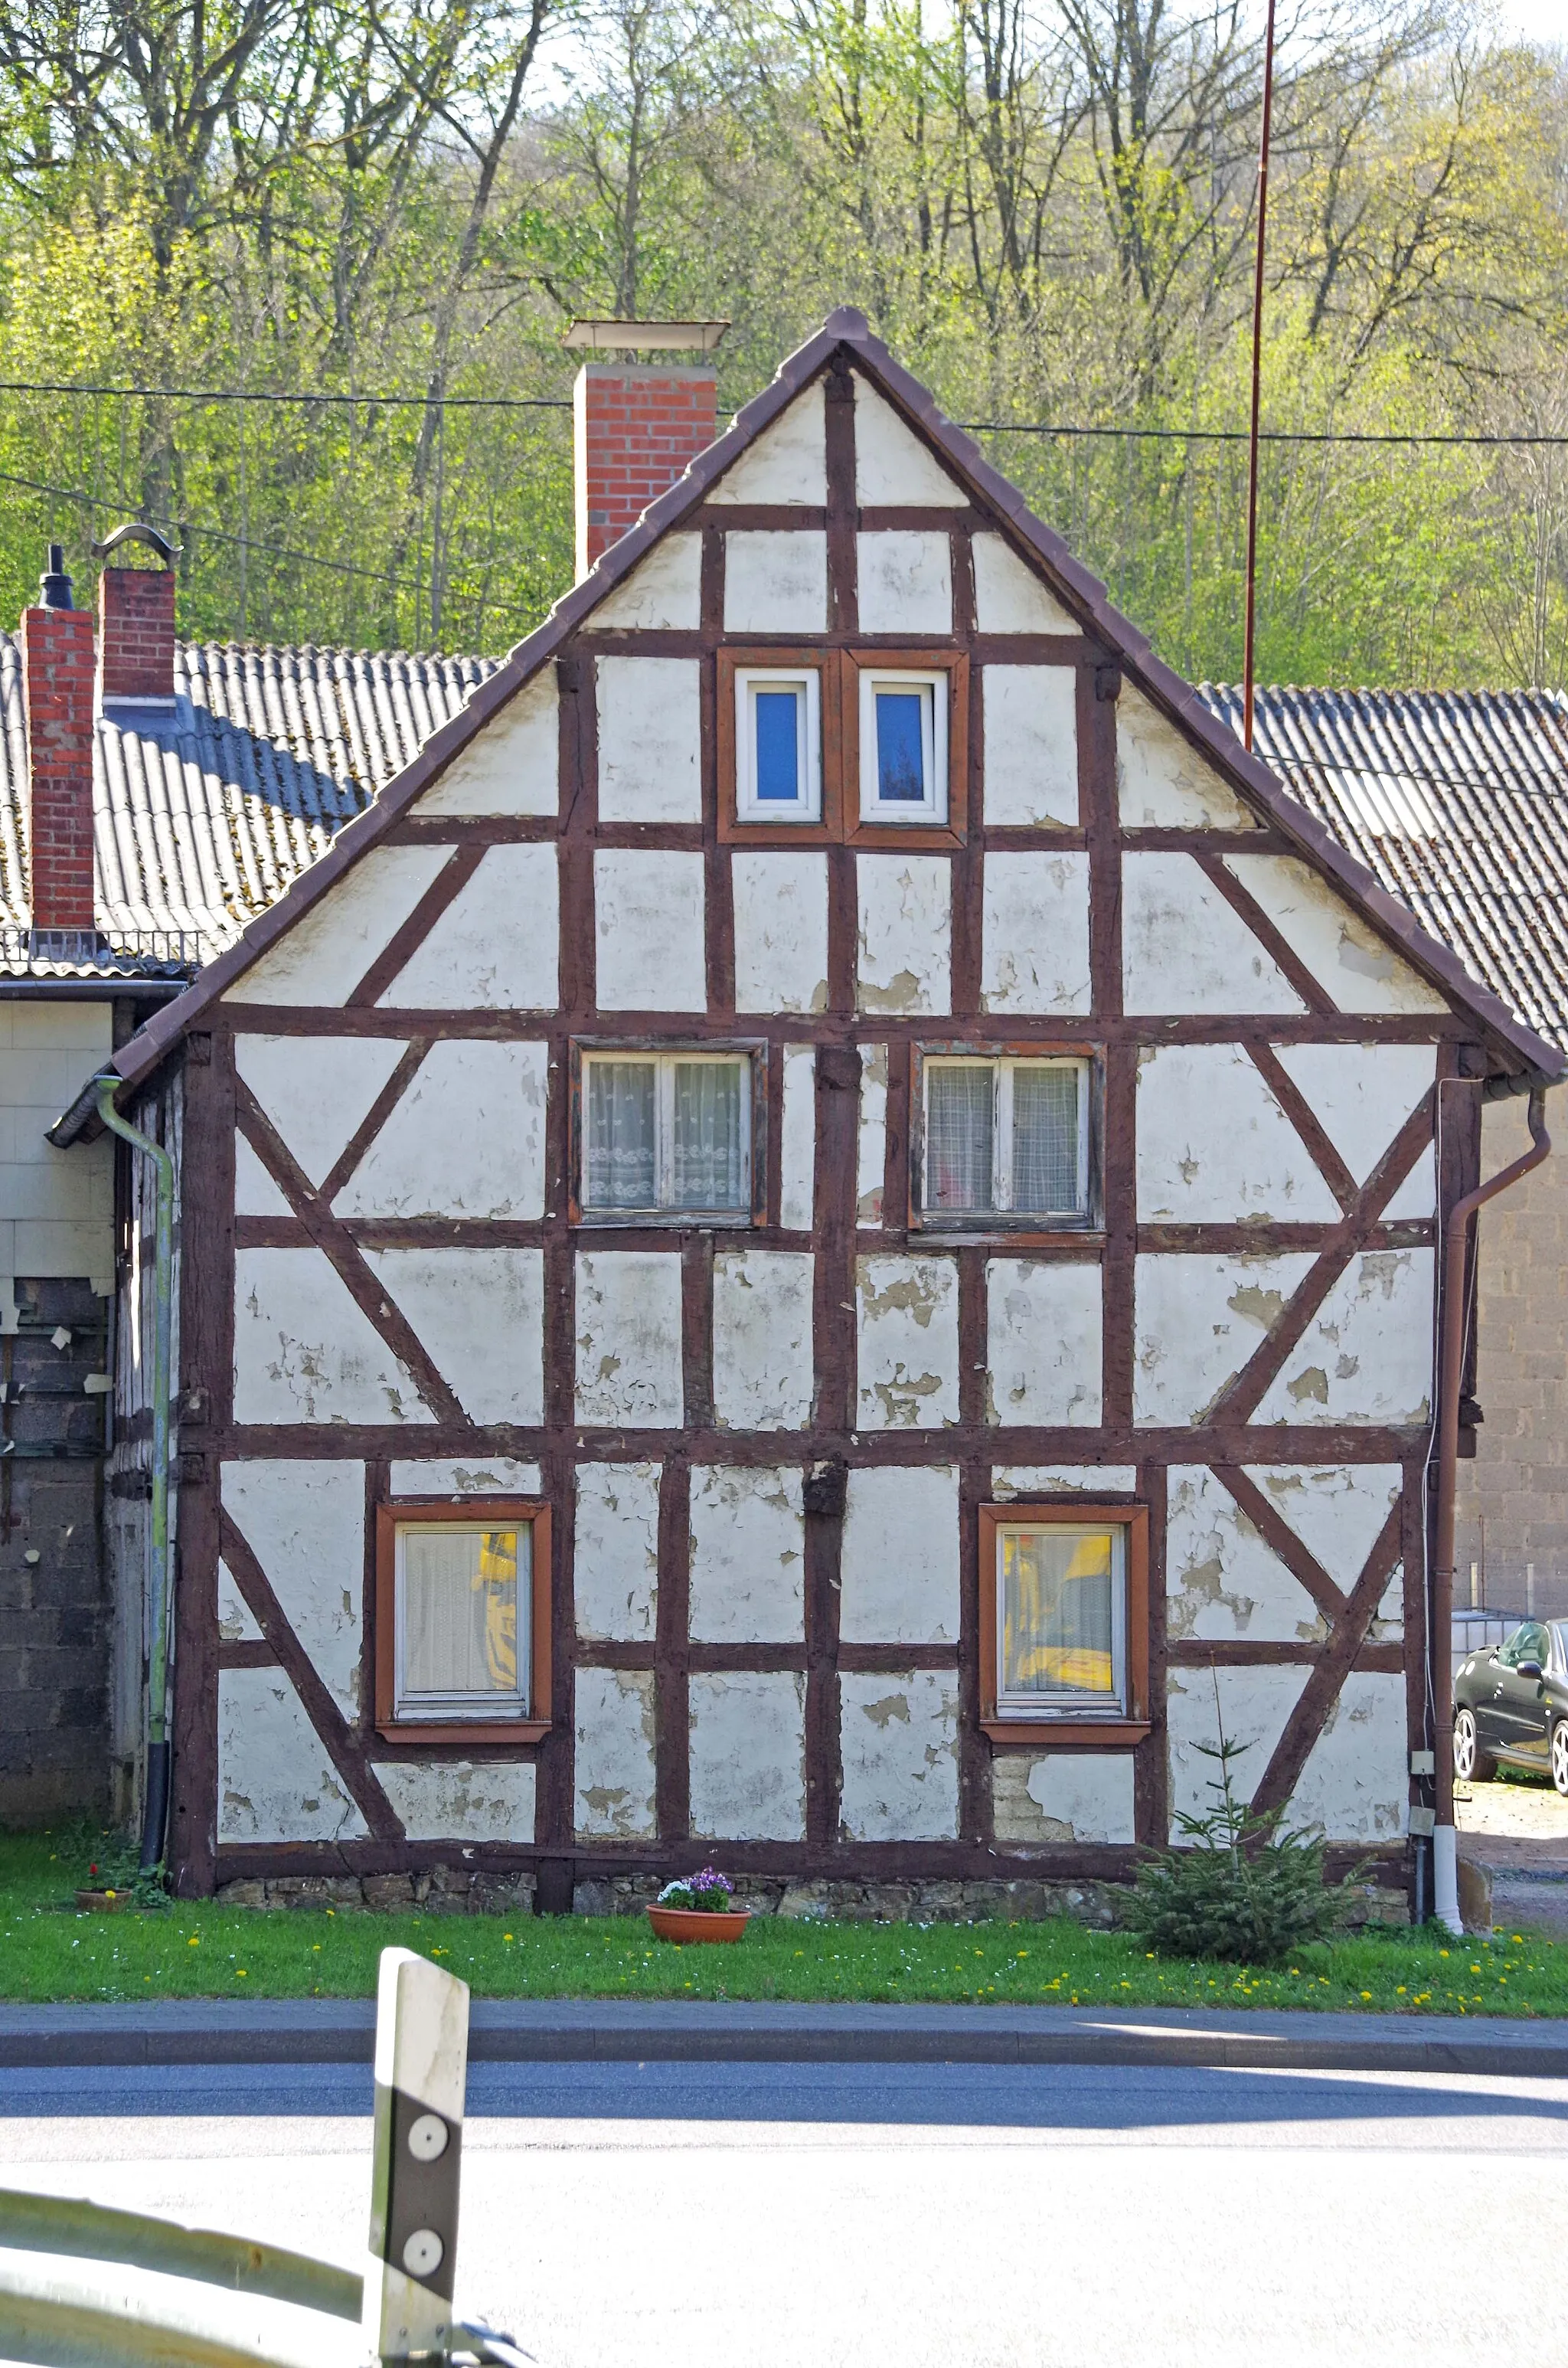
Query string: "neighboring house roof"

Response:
xmin=24 ymin=306 xmax=1566 ymax=1119
xmin=0 ymin=633 xmax=497 ymax=979
xmin=1200 ymin=685 xmax=1568 ymax=1055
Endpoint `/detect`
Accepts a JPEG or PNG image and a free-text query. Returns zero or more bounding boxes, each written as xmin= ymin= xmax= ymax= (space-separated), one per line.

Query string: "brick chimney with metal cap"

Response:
xmin=567 ymin=320 xmax=727 ymax=578
xmin=19 ymin=545 xmax=96 ymax=939
xmin=95 ymin=521 xmax=178 ymax=706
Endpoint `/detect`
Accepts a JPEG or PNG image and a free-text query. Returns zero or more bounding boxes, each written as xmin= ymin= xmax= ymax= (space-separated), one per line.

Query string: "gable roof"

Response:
xmin=52 ymin=306 xmax=1565 ymax=1134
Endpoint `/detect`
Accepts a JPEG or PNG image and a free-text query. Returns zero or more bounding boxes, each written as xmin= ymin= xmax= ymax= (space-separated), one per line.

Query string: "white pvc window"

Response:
xmin=395 ymin=1523 xmax=530 ymax=1722
xmin=735 ymin=667 xmax=822 ymax=821
xmin=583 ymin=1051 xmax=752 ymax=1215
xmin=922 ymin=1056 xmax=1089 ymax=1220
xmin=859 ymin=669 xmax=948 ymax=822
xmin=997 ymin=1523 xmax=1127 ymax=1718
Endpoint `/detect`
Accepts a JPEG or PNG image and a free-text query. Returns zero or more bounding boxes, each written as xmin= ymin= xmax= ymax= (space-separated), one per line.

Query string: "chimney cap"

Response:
xmin=92 ymin=520 xmax=178 ymax=566
xmin=564 ymin=318 xmax=728 ymax=354
xmin=38 ymin=545 xmax=74 ymax=610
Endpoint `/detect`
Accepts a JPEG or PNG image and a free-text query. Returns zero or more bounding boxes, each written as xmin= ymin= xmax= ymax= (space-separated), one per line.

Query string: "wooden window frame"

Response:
xmin=567 ymin=1038 xmax=769 ymax=1229
xmin=717 ymin=647 xmax=842 ymax=844
xmin=978 ymin=1501 xmax=1150 ymax=1747
xmin=909 ymin=1042 xmax=1104 ymax=1242
xmin=842 ymin=649 xmax=969 ymax=849
xmin=374 ymin=1498 xmax=552 ymax=1746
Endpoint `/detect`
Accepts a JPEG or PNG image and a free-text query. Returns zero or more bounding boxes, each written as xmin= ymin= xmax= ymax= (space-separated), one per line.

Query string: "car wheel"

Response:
xmin=1454 ymin=1707 xmax=1496 ymax=1784
xmin=1552 ymin=1720 xmax=1568 ymax=1801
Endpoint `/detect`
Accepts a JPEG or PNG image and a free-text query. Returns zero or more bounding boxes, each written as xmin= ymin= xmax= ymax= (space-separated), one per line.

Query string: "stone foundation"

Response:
xmin=214 ymin=1870 xmax=537 ymax=1914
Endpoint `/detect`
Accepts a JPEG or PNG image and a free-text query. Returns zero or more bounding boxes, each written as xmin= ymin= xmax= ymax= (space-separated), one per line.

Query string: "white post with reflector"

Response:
xmin=364 ymin=1948 xmax=470 ymax=2364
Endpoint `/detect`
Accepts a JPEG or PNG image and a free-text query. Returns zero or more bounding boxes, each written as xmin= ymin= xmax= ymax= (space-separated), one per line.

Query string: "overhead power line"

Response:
xmin=0 ymin=379 xmax=573 ymax=410
xmin=959 ymin=421 xmax=1568 ymax=447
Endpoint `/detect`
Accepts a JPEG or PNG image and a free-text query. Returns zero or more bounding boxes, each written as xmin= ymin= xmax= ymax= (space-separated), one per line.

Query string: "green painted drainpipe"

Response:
xmin=94 ymin=1078 xmax=175 ymax=1872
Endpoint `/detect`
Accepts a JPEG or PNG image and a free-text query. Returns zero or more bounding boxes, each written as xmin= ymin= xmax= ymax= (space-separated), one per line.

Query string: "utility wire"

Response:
xmin=0 ymin=379 xmax=573 ymax=410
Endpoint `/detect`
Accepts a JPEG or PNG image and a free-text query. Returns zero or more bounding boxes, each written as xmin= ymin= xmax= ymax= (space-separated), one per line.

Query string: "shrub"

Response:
xmin=1131 ymin=1730 xmax=1364 ymax=1967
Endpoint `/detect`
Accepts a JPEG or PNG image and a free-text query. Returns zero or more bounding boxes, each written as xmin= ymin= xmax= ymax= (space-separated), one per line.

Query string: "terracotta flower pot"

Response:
xmin=646 ymin=1905 xmax=752 ymax=1944
xmin=75 ymin=1889 xmax=127 ymax=1913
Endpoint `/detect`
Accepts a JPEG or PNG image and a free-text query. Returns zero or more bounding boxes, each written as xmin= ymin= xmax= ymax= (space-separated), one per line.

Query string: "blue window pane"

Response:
xmin=755 ymin=689 xmax=801 ymax=801
xmin=875 ymin=690 xmax=926 ymax=801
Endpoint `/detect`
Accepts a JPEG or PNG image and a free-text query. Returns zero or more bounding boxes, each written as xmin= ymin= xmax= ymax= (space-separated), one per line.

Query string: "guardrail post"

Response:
xmin=364 ymin=1948 xmax=470 ymax=2365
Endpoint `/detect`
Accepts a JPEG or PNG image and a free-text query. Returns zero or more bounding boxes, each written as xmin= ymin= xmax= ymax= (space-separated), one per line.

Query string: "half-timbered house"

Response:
xmin=49 ymin=309 xmax=1564 ymax=1915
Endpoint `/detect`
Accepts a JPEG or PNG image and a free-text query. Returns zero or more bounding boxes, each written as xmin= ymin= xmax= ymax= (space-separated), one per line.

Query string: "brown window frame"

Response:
xmin=567 ymin=1037 xmax=769 ymax=1229
xmin=978 ymin=1500 xmax=1150 ymax=1747
xmin=909 ymin=1042 xmax=1104 ymax=1241
xmin=374 ymin=1497 xmax=552 ymax=1745
xmin=717 ymin=647 xmax=969 ymax=848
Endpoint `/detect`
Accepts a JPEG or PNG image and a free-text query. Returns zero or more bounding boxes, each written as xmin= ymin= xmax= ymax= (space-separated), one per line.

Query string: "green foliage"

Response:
xmin=1132 ymin=1729 xmax=1366 ymax=1968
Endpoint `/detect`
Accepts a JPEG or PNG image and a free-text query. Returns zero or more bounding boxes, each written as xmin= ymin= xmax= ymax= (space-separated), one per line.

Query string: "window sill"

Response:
xmin=573 ymin=1211 xmax=757 ymax=1230
xmin=982 ymin=1719 xmax=1151 ymax=1749
xmin=376 ymin=1719 xmax=550 ymax=1747
xmin=911 ymin=1222 xmax=1103 ymax=1247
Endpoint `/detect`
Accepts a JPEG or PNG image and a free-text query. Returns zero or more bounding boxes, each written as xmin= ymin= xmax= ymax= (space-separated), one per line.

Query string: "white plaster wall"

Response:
xmin=689 ymin=1465 xmax=805 ymax=1642
xmin=1122 ymin=852 xmax=1305 ymax=1015
xmin=857 ymin=855 xmax=951 ymax=1016
xmin=856 ymin=531 xmax=952 ymax=634
xmin=390 ymin=1457 xmax=541 ymax=1496
xmin=980 ymin=851 xmax=1092 ymax=1013
xmin=335 ymin=1040 xmax=547 ymax=1221
xmin=853 ymin=377 xmax=960 ymax=505
xmin=857 ymin=1044 xmax=887 ymax=1222
xmin=220 ymin=1459 xmax=366 ymax=1716
xmin=712 ymin=1248 xmax=815 ymax=1431
xmin=234 ymin=1133 xmax=292 ymax=1218
xmin=378 ymin=845 xmax=559 ymax=1009
xmin=839 ymin=1670 xmax=961 ymax=1840
xmin=986 ymin=1259 xmax=1102 ymax=1426
xmin=689 ymin=1670 xmax=806 ymax=1840
xmin=217 ymin=1561 xmax=263 ymax=1643
xmin=596 ymin=657 xmax=702 ymax=823
xmin=574 ymin=1251 xmax=684 ymax=1426
xmin=234 ymin=1247 xmax=436 ymax=1425
xmin=1271 ymin=1044 xmax=1437 ymax=1183
xmin=575 ymin=1461 xmax=662 ymax=1642
xmin=367 ymin=1245 xmax=544 ymax=1424
xmin=982 ymin=666 xmax=1080 ymax=826
xmin=1116 ymin=688 xmax=1257 ymax=828
xmin=227 ymin=846 xmax=449 ymax=1008
xmin=856 ymin=1252 xmax=960 ymax=1428
xmin=779 ymin=1044 xmax=816 ymax=1231
xmin=374 ymin=1761 xmax=537 ymax=1843
xmin=710 ymin=384 xmax=826 ymax=504
xmin=592 ymin=535 xmax=701 ymax=630
xmin=573 ymin=1666 xmax=658 ymax=1838
xmin=1132 ymin=1252 xmax=1317 ymax=1427
xmin=217 ymin=1668 xmax=368 ymax=1843
xmin=993 ymin=1465 xmax=1139 ymax=1496
xmin=1226 ymin=855 xmax=1448 ymax=1015
xmin=993 ymin=1754 xmax=1136 ymax=1844
xmin=971 ymin=535 xmax=1079 ymax=633
xmin=595 ymin=849 xmax=707 ymax=1012
xmin=1254 ymin=1249 xmax=1435 ymax=1426
xmin=235 ymin=1034 xmax=407 ymax=1188
xmin=412 ymin=670 xmax=558 ymax=817
xmin=723 ymin=531 xmax=828 ymax=634
xmin=1165 ymin=1465 xmax=1327 ymax=1646
xmin=1289 ymin=1673 xmax=1409 ymax=1840
xmin=732 ymin=852 xmax=829 ymax=1014
xmin=1243 ymin=1464 xmax=1403 ymax=1592
xmin=1165 ymin=1662 xmax=1302 ymax=1830
xmin=840 ymin=1464 xmax=959 ymax=1642
xmin=1135 ymin=1045 xmax=1340 ymax=1222
xmin=1383 ymin=1146 xmax=1436 ymax=1221
xmin=0 ymin=1002 xmax=113 ymax=1285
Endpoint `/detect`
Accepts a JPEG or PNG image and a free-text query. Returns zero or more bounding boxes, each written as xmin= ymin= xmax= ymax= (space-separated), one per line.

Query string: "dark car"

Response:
xmin=1453 ymin=1618 xmax=1568 ymax=1796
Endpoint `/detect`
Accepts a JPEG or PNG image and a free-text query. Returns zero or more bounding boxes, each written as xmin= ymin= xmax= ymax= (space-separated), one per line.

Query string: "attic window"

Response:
xmin=574 ymin=1046 xmax=763 ymax=1224
xmin=914 ymin=1053 xmax=1094 ymax=1229
xmin=735 ymin=666 xmax=822 ymax=821
xmin=860 ymin=668 xmax=947 ymax=823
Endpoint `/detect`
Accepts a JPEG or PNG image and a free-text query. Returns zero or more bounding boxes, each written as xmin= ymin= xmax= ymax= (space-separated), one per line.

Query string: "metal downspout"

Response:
xmin=1430 ymin=1084 xmax=1550 ymax=1935
xmin=94 ymin=1079 xmax=175 ymax=1872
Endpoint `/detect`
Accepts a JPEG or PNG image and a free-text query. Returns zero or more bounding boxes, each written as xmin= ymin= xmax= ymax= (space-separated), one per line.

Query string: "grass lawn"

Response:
xmin=4 ymin=1827 xmax=1566 ymax=2016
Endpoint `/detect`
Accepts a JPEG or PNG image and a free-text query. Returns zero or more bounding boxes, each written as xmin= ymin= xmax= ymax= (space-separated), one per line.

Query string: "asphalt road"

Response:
xmin=5 ymin=2059 xmax=1567 ymax=2366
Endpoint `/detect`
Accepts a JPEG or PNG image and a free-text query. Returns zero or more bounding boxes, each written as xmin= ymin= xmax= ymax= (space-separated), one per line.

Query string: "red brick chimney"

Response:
xmin=96 ymin=523 xmax=178 ymax=704
xmin=573 ymin=359 xmax=719 ymax=578
xmin=20 ymin=545 xmax=96 ymax=937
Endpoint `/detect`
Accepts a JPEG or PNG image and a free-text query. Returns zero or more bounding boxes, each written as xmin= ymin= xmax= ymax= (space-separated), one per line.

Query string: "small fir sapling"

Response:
xmin=656 ymin=1867 xmax=739 ymax=1912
